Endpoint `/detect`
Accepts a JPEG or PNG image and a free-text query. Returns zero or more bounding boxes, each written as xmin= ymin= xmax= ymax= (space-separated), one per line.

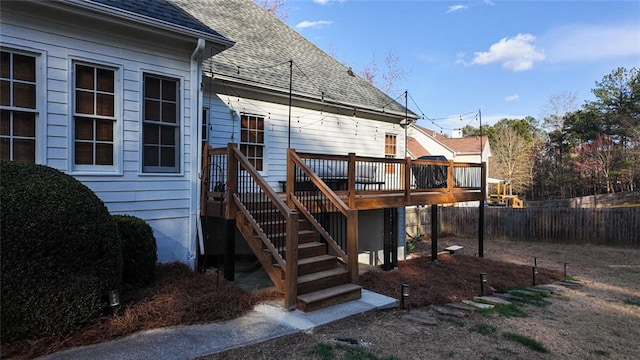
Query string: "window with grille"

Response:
xmin=142 ymin=74 xmax=179 ymax=173
xmin=73 ymin=63 xmax=115 ymax=167
xmin=0 ymin=51 xmax=37 ymax=162
xmin=385 ymin=133 xmax=397 ymax=174
xmin=240 ymin=114 xmax=264 ymax=171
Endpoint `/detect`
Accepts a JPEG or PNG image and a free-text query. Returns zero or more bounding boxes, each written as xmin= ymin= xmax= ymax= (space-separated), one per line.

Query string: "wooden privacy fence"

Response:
xmin=407 ymin=207 xmax=640 ymax=247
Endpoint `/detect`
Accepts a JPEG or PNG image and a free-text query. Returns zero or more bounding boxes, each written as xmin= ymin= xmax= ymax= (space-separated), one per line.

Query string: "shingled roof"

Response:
xmin=169 ymin=0 xmax=416 ymax=119
xmin=83 ymin=0 xmax=232 ymax=44
xmin=412 ymin=124 xmax=488 ymax=155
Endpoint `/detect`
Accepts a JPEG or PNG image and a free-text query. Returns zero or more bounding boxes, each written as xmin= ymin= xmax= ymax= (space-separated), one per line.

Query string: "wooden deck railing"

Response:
xmin=286 ymin=149 xmax=359 ymax=283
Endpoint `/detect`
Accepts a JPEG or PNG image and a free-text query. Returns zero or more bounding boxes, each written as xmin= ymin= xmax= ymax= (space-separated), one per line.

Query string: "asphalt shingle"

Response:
xmin=169 ymin=0 xmax=416 ymax=118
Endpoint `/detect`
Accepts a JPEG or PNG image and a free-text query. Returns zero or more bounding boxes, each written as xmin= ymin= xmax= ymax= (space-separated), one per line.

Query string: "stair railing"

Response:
xmin=227 ymin=144 xmax=299 ymax=309
xmin=286 ymin=149 xmax=359 ymax=283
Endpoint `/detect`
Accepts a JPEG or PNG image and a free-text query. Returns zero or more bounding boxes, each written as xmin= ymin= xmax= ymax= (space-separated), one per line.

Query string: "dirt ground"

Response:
xmin=204 ymin=237 xmax=640 ymax=360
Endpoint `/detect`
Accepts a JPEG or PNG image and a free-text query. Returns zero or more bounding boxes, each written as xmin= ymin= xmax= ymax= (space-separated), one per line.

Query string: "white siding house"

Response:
xmin=175 ymin=0 xmax=419 ymax=265
xmin=0 ymin=0 xmax=233 ymax=267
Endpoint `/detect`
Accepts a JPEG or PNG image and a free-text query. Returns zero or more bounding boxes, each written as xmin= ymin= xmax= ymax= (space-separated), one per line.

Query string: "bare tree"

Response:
xmin=358 ymin=50 xmax=409 ymax=96
xmin=541 ymin=91 xmax=577 ymax=130
xmin=258 ymin=0 xmax=289 ymax=21
xmin=491 ymin=127 xmax=534 ymax=193
xmin=574 ymin=134 xmax=616 ymax=193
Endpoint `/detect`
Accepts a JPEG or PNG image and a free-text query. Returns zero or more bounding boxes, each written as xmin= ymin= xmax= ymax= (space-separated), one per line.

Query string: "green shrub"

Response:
xmin=0 ymin=160 xmax=122 ymax=341
xmin=113 ymin=214 xmax=157 ymax=288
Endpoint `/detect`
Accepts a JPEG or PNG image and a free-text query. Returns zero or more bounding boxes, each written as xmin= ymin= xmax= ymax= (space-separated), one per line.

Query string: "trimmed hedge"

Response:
xmin=0 ymin=161 xmax=122 ymax=341
xmin=113 ymin=215 xmax=157 ymax=288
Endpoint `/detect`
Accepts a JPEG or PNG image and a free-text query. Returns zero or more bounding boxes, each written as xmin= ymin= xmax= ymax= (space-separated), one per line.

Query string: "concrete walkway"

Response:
xmin=37 ymin=290 xmax=398 ymax=360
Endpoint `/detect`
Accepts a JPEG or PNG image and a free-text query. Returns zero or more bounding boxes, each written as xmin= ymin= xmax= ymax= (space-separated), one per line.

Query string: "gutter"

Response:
xmin=190 ymin=39 xmax=207 ymax=265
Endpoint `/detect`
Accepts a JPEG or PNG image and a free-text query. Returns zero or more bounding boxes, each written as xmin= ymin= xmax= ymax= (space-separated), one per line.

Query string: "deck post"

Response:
xmin=284 ymin=211 xmax=299 ymax=310
xmin=348 ymin=153 xmax=356 ymax=207
xmin=224 ymin=219 xmax=235 ymax=281
xmin=431 ymin=204 xmax=438 ymax=261
xmin=479 ymin=162 xmax=486 ymax=257
xmin=224 ymin=144 xmax=240 ymax=281
xmin=404 ymin=157 xmax=412 ymax=203
xmin=347 ymin=209 xmax=359 ymax=283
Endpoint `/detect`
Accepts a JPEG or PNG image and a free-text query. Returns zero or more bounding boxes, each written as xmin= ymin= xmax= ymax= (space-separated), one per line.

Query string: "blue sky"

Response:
xmin=283 ymin=0 xmax=640 ymax=134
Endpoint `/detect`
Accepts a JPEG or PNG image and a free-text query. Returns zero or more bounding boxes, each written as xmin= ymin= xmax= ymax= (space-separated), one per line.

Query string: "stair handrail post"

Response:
xmin=347 ymin=209 xmax=359 ymax=283
xmin=226 ymin=143 xmax=239 ymax=220
xmin=348 ymin=152 xmax=356 ymax=207
xmin=284 ymin=210 xmax=299 ymax=310
xmin=286 ymin=148 xmax=296 ymax=209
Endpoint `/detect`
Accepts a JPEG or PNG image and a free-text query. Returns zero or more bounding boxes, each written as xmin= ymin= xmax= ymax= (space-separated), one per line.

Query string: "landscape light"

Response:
xmin=564 ymin=262 xmax=569 ymax=277
xmin=532 ymin=266 xmax=539 ymax=286
xmin=480 ymin=273 xmax=487 ymax=296
xmin=534 ymin=256 xmax=538 ymax=267
xmin=401 ymin=283 xmax=409 ymax=310
xmin=109 ymin=289 xmax=120 ymax=307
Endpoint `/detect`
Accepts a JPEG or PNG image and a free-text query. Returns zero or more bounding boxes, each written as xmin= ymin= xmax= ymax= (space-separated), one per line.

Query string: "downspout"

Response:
xmin=191 ymin=38 xmax=206 ymax=269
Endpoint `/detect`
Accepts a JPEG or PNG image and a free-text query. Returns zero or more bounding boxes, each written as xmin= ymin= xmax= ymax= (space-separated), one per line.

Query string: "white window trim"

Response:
xmin=0 ymin=45 xmax=46 ymax=164
xmin=239 ymin=111 xmax=267 ymax=174
xmin=68 ymin=57 xmax=123 ymax=175
xmin=139 ymin=71 xmax=184 ymax=175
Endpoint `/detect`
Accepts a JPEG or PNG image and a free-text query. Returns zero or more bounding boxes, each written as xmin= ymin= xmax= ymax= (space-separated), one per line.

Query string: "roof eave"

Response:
xmin=212 ymin=74 xmax=418 ymax=122
xmin=59 ymin=0 xmax=235 ymax=48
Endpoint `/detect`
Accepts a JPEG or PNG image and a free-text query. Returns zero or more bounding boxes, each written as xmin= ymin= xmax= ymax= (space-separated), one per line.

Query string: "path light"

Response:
xmin=109 ymin=289 xmax=120 ymax=307
xmin=401 ymin=283 xmax=409 ymax=310
xmin=480 ymin=273 xmax=487 ymax=296
xmin=564 ymin=262 xmax=569 ymax=277
xmin=532 ymin=266 xmax=539 ymax=286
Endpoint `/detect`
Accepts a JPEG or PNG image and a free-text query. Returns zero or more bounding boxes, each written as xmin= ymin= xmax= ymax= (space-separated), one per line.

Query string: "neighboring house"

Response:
xmin=0 ymin=0 xmax=234 ymax=267
xmin=407 ymin=124 xmax=491 ymax=199
xmin=171 ymin=0 xmax=420 ymax=266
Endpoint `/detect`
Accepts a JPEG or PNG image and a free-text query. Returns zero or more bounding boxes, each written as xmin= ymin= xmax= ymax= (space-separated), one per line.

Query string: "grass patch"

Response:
xmin=469 ymin=323 xmax=497 ymax=336
xmin=310 ymin=343 xmax=336 ymax=360
xmin=502 ymin=332 xmax=548 ymax=353
xmin=495 ymin=304 xmax=528 ymax=318
xmin=510 ymin=294 xmax=552 ymax=307
xmin=440 ymin=317 xmax=465 ymax=328
xmin=590 ymin=349 xmax=610 ymax=357
xmin=310 ymin=343 xmax=399 ymax=360
xmin=624 ymin=299 xmax=640 ymax=307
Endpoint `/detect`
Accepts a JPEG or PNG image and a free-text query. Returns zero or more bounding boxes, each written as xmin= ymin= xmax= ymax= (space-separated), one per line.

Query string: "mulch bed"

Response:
xmin=1 ymin=263 xmax=280 ymax=360
xmin=360 ymin=252 xmax=563 ymax=308
xmin=3 ymin=250 xmax=563 ymax=359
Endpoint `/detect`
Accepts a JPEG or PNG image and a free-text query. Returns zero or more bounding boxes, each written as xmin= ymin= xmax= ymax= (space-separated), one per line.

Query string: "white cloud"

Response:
xmin=446 ymin=5 xmax=468 ymax=14
xmin=296 ymin=20 xmax=333 ymax=29
xmin=543 ymin=23 xmax=640 ymax=63
xmin=313 ymin=0 xmax=345 ymax=4
xmin=472 ymin=33 xmax=545 ymax=72
xmin=505 ymin=94 xmax=519 ymax=102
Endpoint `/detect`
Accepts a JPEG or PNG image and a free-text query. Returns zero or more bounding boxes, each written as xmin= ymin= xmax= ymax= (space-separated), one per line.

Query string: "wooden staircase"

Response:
xmin=238 ymin=199 xmax=361 ymax=312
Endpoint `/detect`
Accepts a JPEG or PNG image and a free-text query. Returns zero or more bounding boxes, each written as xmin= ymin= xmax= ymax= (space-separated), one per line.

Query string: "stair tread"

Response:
xmin=297 ymin=283 xmax=362 ymax=304
xmin=298 ymin=267 xmax=348 ymax=283
xmin=266 ymin=241 xmax=324 ymax=252
xmin=298 ymin=254 xmax=336 ymax=265
xmin=268 ymin=230 xmax=316 ymax=238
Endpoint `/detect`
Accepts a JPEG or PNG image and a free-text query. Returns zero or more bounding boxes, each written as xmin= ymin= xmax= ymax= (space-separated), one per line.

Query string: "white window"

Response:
xmin=142 ymin=74 xmax=180 ymax=173
xmin=0 ymin=50 xmax=37 ymax=162
xmin=240 ymin=114 xmax=264 ymax=171
xmin=73 ymin=63 xmax=117 ymax=169
xmin=385 ymin=133 xmax=397 ymax=174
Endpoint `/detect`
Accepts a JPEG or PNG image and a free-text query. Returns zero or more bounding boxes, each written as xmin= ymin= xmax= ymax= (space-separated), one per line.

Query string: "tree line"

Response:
xmin=463 ymin=67 xmax=639 ymax=201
